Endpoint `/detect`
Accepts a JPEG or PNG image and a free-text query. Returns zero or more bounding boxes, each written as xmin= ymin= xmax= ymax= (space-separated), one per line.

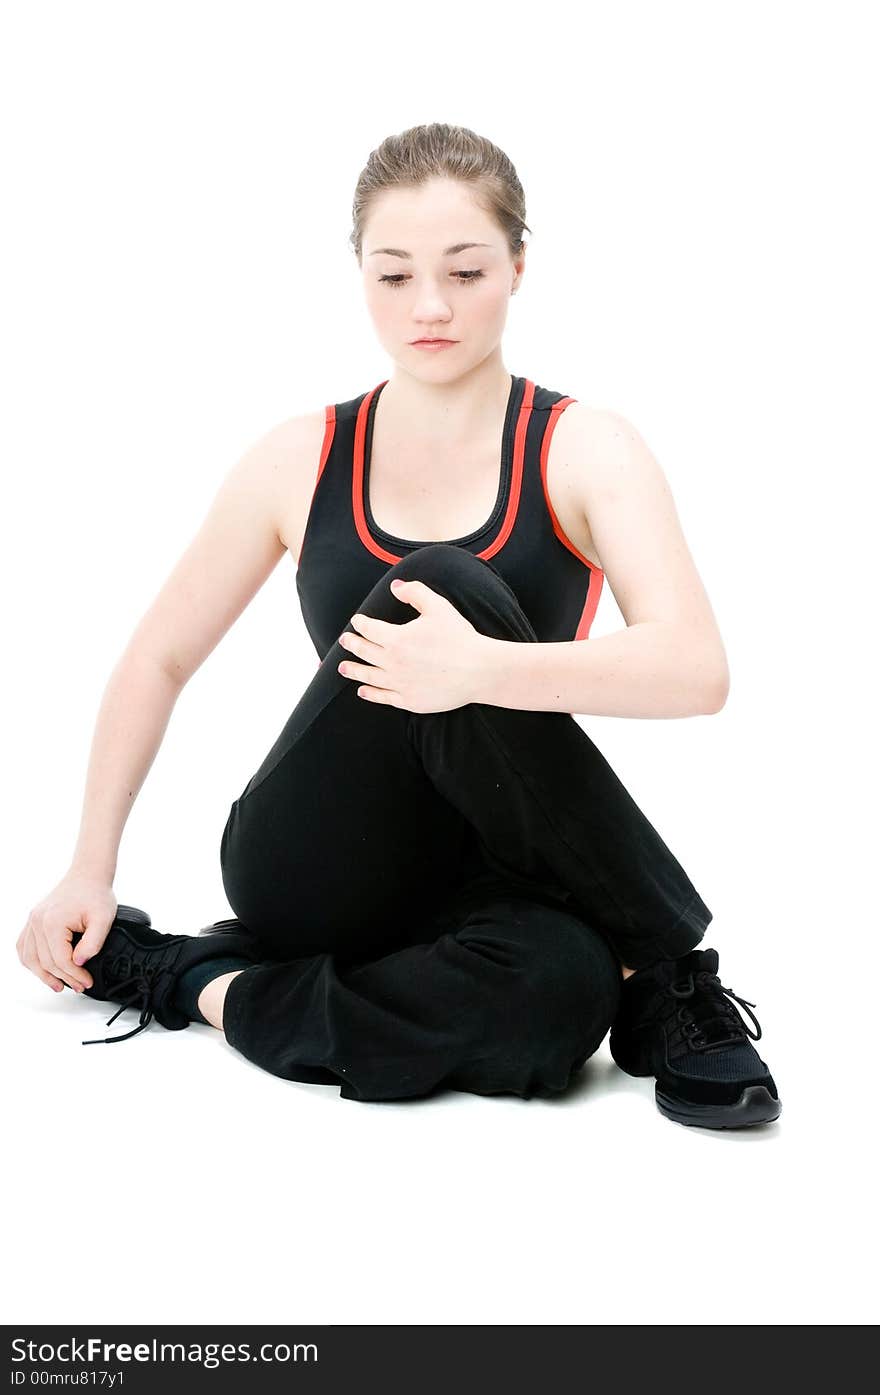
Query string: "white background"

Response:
xmin=2 ymin=0 xmax=876 ymax=1327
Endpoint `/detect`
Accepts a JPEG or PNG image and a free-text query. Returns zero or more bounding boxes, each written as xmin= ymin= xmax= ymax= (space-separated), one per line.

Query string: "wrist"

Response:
xmin=67 ymin=858 xmax=116 ymax=885
xmin=470 ymin=635 xmax=511 ymax=707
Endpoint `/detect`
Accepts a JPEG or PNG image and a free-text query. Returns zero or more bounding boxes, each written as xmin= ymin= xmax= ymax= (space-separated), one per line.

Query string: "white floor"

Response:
xmin=5 ymin=942 xmax=870 ymax=1327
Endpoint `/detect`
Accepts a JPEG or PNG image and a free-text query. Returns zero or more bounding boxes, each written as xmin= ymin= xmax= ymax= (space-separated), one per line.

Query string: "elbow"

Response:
xmin=700 ymin=669 xmax=730 ymax=714
xmin=692 ymin=645 xmax=730 ymax=713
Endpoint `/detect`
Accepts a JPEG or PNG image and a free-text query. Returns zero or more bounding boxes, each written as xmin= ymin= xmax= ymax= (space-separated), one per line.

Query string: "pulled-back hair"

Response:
xmin=350 ymin=123 xmax=531 ymax=265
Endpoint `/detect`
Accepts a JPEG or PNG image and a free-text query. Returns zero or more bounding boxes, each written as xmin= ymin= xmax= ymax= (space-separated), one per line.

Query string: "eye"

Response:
xmin=378 ymin=270 xmax=485 ymax=290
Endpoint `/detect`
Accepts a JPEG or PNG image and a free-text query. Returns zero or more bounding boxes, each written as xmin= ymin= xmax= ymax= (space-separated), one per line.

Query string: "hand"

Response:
xmin=337 ymin=577 xmax=491 ymax=714
xmin=16 ymin=874 xmax=118 ymax=994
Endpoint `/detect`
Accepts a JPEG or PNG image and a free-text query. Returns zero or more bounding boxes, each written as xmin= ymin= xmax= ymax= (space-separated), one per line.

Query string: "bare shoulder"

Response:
xmin=543 ymin=400 xmax=656 ymax=573
xmin=248 ymin=406 xmax=328 ymax=557
xmin=550 ymin=398 xmax=675 ymax=517
xmin=552 ymin=400 xmax=656 ymax=478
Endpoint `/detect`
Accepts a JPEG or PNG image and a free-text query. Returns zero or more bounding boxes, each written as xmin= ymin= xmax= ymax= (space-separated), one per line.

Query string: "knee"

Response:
xmin=459 ymin=906 xmax=622 ymax=1057
xmin=392 ymin=544 xmax=501 ymax=606
xmin=393 ymin=542 xmax=487 ymax=587
xmin=522 ymin=911 xmax=622 ymax=1047
xmin=388 ymin=544 xmax=537 ymax=644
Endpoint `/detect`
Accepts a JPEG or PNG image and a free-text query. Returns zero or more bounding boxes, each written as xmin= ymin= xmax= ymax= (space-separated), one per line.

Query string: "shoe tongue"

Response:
xmin=696 ymin=947 xmax=719 ymax=975
xmin=671 ymin=947 xmax=718 ymax=979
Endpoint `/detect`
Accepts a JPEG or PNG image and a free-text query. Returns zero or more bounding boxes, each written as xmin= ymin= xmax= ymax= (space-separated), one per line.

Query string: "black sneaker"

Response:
xmin=74 ymin=903 xmax=261 ymax=1045
xmin=609 ymin=947 xmax=781 ymax=1129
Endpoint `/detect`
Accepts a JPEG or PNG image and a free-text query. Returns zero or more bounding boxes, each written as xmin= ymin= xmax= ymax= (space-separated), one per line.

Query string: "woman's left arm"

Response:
xmin=475 ymin=405 xmax=731 ymax=719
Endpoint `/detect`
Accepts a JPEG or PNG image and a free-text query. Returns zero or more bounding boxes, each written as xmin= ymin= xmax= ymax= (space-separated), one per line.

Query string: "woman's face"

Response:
xmin=360 ymin=176 xmax=523 ymax=378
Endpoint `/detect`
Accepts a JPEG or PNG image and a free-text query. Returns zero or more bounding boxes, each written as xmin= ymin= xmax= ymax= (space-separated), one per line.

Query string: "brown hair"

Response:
xmin=350 ymin=123 xmax=532 ymax=266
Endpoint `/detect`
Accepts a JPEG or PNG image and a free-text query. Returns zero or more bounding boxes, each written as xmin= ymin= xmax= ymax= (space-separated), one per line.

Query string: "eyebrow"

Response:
xmin=367 ymin=241 xmax=494 ymax=259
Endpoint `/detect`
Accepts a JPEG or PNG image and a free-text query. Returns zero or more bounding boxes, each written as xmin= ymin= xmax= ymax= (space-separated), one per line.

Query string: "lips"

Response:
xmin=411 ymin=338 xmax=457 ymax=345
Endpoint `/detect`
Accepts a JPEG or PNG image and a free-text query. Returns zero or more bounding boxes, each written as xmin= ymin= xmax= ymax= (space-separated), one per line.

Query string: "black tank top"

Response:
xmin=296 ymin=374 xmax=604 ymax=661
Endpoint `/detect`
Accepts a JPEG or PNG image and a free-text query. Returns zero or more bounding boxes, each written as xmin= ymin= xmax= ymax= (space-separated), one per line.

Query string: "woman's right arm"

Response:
xmin=17 ymin=410 xmax=323 ymax=996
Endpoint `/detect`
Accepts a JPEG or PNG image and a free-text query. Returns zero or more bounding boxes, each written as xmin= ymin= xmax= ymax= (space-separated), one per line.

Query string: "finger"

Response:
xmin=338 ymin=630 xmax=384 ymax=664
xmin=16 ymin=919 xmax=33 ymax=962
xmin=52 ymin=931 xmax=94 ymax=991
xmin=18 ymin=914 xmax=45 ymax=963
xmin=356 ymin=685 xmax=401 ymax=706
xmin=34 ymin=964 xmax=66 ymax=993
xmin=34 ymin=935 xmax=84 ymax=994
xmin=388 ymin=578 xmax=439 ymax=613
xmin=338 ymin=659 xmax=392 ymax=686
xmin=25 ymin=931 xmax=66 ymax=992
xmin=71 ymin=918 xmax=110 ymax=970
xmin=347 ymin=611 xmax=394 ymax=642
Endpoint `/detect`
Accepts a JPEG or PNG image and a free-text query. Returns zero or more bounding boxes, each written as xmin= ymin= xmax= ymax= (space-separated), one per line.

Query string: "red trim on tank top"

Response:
xmin=296 ymin=404 xmax=337 ymax=569
xmin=352 ymin=381 xmax=401 ymax=564
xmin=352 ymin=379 xmax=535 ymax=564
xmin=478 ymin=378 xmax=534 ymax=561
xmin=540 ymin=398 xmax=604 ymax=574
xmin=540 ymin=397 xmax=605 ymax=639
xmin=318 ymin=404 xmax=336 ymax=483
xmin=573 ymin=577 xmax=602 ymax=640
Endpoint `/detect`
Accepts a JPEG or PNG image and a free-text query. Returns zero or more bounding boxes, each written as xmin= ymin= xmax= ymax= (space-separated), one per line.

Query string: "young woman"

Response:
xmin=17 ymin=123 xmax=780 ymax=1129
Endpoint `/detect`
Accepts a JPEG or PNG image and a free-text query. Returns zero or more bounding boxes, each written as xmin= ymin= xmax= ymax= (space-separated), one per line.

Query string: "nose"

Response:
xmin=411 ymin=283 xmax=454 ymax=324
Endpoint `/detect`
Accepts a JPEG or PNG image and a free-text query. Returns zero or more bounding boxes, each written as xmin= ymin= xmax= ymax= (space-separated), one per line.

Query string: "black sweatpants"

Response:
xmin=217 ymin=544 xmax=712 ymax=1102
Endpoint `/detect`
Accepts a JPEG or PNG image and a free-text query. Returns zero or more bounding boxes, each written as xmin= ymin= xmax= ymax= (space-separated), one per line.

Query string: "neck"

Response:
xmin=378 ymin=356 xmax=513 ymax=448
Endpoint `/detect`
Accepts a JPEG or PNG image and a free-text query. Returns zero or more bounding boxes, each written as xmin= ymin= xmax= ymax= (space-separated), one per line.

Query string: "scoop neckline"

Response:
xmin=362 ymin=374 xmax=521 ymax=549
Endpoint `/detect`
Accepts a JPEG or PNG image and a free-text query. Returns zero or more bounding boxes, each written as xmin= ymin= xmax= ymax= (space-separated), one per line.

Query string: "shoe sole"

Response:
xmin=197 ymin=917 xmax=246 ymax=937
xmin=114 ymin=908 xmax=245 ymax=940
xmin=113 ymin=904 xmax=152 ymax=929
xmin=655 ymin=1084 xmax=782 ymax=1130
